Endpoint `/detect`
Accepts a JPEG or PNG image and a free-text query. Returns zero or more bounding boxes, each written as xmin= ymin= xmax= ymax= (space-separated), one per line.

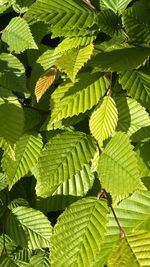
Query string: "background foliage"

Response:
xmin=0 ymin=0 xmax=150 ymax=266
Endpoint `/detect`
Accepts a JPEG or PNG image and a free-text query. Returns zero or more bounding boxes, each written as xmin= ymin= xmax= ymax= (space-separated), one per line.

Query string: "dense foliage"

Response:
xmin=0 ymin=0 xmax=150 ymax=266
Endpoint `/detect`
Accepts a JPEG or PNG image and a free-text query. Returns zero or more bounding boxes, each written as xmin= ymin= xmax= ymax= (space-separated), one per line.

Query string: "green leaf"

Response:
xmin=123 ymin=3 xmax=150 ymax=44
xmin=135 ymin=141 xmax=150 ymax=178
xmin=90 ymin=46 xmax=150 ymax=71
xmin=47 ymin=72 xmax=109 ymax=129
xmin=136 ymin=217 xmax=150 ymax=232
xmin=0 ymin=257 xmax=32 ymax=267
xmin=2 ymin=134 xmax=43 ymax=189
xmin=30 ymin=251 xmax=51 ymax=267
xmin=108 ymin=237 xmax=140 ymax=267
xmin=6 ymin=206 xmax=52 ymax=249
xmin=100 ymin=0 xmax=132 ymax=14
xmin=118 ymin=67 xmax=150 ymax=105
xmin=0 ymin=53 xmax=27 ymax=93
xmin=56 ymin=44 xmax=94 ymax=82
xmin=93 ymin=190 xmax=150 ymax=266
xmin=0 ymin=91 xmax=24 ymax=144
xmin=108 ymin=231 xmax=150 ymax=267
xmin=51 ymin=197 xmax=109 ymax=267
xmin=98 ymin=9 xmax=120 ymax=36
xmin=2 ymin=17 xmax=38 ymax=53
xmin=14 ymin=247 xmax=32 ymax=263
xmin=90 ymin=96 xmax=118 ymax=146
xmin=34 ymin=131 xmax=96 ymax=197
xmin=36 ymin=164 xmax=94 ymax=212
xmin=115 ymin=97 xmax=150 ymax=140
xmin=51 ymin=25 xmax=97 ymax=39
xmin=26 ymin=0 xmax=96 ymax=35
xmin=98 ymin=132 xmax=143 ymax=200
xmin=54 ymin=35 xmax=96 ymax=54
xmin=0 ymin=234 xmax=17 ymax=257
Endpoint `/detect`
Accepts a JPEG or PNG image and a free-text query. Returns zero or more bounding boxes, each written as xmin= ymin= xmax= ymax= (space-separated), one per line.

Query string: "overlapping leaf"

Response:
xmin=118 ymin=68 xmax=150 ymax=105
xmin=98 ymin=132 xmax=143 ymax=200
xmin=98 ymin=9 xmax=119 ymax=36
xmin=36 ymin=164 xmax=94 ymax=212
xmin=0 ymin=53 xmax=27 ymax=93
xmin=54 ymin=35 xmax=96 ymax=54
xmin=108 ymin=231 xmax=150 ymax=267
xmin=90 ymin=46 xmax=150 ymax=71
xmin=34 ymin=131 xmax=96 ymax=197
xmin=51 ymin=25 xmax=97 ymax=38
xmin=2 ymin=134 xmax=43 ymax=189
xmin=115 ymin=97 xmax=150 ymax=140
xmin=90 ymin=96 xmax=118 ymax=145
xmin=47 ymin=72 xmax=109 ymax=129
xmin=2 ymin=17 xmax=38 ymax=53
xmin=51 ymin=197 xmax=109 ymax=267
xmin=56 ymin=44 xmax=94 ymax=82
xmin=0 ymin=257 xmax=32 ymax=267
xmin=30 ymin=252 xmax=50 ymax=267
xmin=100 ymin=0 xmax=132 ymax=14
xmin=26 ymin=0 xmax=96 ymax=36
xmin=30 ymin=49 xmax=61 ymax=89
xmin=123 ymin=3 xmax=150 ymax=44
xmin=135 ymin=141 xmax=150 ymax=179
xmin=92 ymin=190 xmax=150 ymax=266
xmin=6 ymin=206 xmax=52 ymax=249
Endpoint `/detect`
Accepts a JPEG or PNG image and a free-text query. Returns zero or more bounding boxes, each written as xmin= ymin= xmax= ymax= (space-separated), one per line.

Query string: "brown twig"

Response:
xmin=97 ymin=188 xmax=125 ymax=238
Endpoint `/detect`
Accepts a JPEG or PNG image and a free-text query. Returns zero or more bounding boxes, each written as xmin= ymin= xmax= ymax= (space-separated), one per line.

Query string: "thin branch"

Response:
xmin=97 ymin=188 xmax=125 ymax=238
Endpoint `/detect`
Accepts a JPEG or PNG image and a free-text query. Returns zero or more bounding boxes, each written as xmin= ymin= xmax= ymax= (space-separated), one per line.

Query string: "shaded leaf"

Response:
xmin=6 ymin=206 xmax=52 ymax=249
xmin=0 ymin=92 xmax=24 ymax=144
xmin=0 ymin=53 xmax=27 ymax=93
xmin=115 ymin=97 xmax=150 ymax=140
xmin=123 ymin=3 xmax=150 ymax=44
xmin=118 ymin=67 xmax=150 ymax=105
xmin=90 ymin=46 xmax=150 ymax=71
xmin=36 ymin=164 xmax=95 ymax=212
xmin=30 ymin=251 xmax=51 ymax=267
